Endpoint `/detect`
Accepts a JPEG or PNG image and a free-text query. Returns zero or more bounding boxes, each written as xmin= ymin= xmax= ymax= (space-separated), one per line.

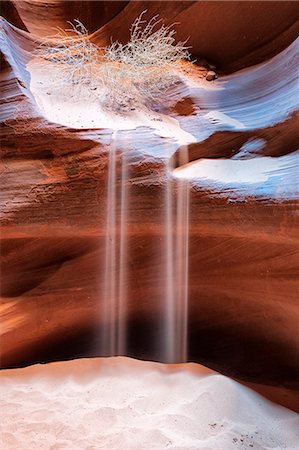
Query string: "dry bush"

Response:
xmin=105 ymin=12 xmax=190 ymax=72
xmin=35 ymin=19 xmax=99 ymax=86
xmin=35 ymin=12 xmax=191 ymax=111
xmin=101 ymin=11 xmax=191 ymax=109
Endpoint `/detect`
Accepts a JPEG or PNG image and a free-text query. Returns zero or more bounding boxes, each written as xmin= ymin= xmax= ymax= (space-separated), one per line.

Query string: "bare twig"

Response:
xmin=35 ymin=19 xmax=100 ymax=85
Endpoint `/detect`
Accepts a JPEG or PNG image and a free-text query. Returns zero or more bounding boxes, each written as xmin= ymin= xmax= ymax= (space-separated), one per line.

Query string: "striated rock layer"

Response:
xmin=1 ymin=2 xmax=299 ymax=412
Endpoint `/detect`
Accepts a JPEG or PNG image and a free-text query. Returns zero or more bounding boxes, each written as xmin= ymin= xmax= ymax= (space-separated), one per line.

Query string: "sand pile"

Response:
xmin=0 ymin=357 xmax=298 ymax=450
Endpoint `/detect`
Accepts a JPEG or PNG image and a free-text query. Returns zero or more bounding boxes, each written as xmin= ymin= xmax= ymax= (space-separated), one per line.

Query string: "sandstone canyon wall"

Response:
xmin=1 ymin=1 xmax=299 ymax=410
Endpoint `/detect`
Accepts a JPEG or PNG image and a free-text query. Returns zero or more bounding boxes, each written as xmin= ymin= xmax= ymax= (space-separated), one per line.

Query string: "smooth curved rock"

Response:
xmin=2 ymin=1 xmax=299 ymax=71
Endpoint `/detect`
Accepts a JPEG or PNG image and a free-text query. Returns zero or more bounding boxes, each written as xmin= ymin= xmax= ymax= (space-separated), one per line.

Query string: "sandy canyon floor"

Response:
xmin=1 ymin=357 xmax=298 ymax=450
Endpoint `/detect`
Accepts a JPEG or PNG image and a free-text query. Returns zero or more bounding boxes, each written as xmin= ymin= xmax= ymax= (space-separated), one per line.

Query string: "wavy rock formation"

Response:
xmin=3 ymin=1 xmax=299 ymax=72
xmin=1 ymin=1 xmax=299 ymax=413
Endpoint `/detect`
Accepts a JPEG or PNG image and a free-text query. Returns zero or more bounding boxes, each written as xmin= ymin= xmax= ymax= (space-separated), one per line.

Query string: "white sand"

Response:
xmin=173 ymin=155 xmax=294 ymax=184
xmin=27 ymin=61 xmax=196 ymax=145
xmin=0 ymin=357 xmax=298 ymax=450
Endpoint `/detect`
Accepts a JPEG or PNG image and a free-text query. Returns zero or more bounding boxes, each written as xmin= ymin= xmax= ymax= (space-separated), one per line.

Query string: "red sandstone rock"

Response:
xmin=2 ymin=1 xmax=299 ymax=72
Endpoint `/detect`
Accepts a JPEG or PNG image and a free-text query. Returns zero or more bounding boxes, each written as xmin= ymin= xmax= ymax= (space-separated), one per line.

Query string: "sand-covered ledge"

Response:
xmin=1 ymin=357 xmax=298 ymax=450
xmin=27 ymin=60 xmax=197 ymax=146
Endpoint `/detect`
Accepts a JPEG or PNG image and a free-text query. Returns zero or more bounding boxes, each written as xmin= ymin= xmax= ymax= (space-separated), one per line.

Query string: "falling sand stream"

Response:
xmin=101 ymin=132 xmax=130 ymax=357
xmin=165 ymin=145 xmax=190 ymax=363
xmin=101 ymin=134 xmax=190 ymax=363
